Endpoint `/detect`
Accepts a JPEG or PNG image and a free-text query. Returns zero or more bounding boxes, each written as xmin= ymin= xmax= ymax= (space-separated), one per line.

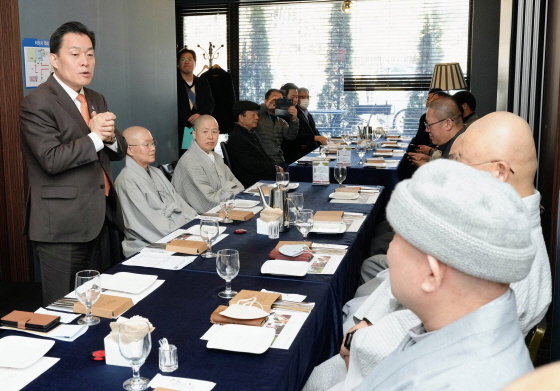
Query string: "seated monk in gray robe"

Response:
xmin=115 ymin=126 xmax=196 ymax=257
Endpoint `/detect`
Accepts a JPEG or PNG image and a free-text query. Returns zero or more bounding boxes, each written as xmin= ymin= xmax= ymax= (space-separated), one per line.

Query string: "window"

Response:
xmin=183 ymin=14 xmax=228 ymax=75
xmin=180 ymin=0 xmax=471 ymax=134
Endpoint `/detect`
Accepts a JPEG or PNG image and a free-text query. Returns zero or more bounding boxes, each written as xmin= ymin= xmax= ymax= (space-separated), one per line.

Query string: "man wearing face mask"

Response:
xmin=281 ymin=84 xmax=328 ymax=164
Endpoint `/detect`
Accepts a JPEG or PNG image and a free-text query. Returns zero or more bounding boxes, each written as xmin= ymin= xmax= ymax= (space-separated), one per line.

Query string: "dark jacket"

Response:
xmin=226 ymin=123 xmax=278 ymax=188
xmin=177 ymin=73 xmax=215 ymax=150
xmin=200 ymin=67 xmax=236 ymax=134
xmin=282 ymin=107 xmax=321 ymax=164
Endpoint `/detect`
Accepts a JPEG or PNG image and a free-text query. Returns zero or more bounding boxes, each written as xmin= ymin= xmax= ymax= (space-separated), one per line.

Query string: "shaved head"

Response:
xmin=450 ymin=111 xmax=537 ymax=197
xmin=123 ymin=126 xmax=155 ymax=168
xmin=123 ymin=126 xmax=150 ymax=145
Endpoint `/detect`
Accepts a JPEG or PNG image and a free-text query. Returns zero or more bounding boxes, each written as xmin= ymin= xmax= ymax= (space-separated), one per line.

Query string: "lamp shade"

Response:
xmin=430 ymin=63 xmax=467 ymax=91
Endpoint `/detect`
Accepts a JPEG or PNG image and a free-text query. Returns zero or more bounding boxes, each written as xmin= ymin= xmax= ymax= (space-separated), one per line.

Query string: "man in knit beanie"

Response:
xmin=352 ymin=159 xmax=535 ymax=390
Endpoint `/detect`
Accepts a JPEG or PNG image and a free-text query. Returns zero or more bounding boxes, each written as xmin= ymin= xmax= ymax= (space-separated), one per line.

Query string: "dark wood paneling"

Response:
xmin=0 ymin=0 xmax=32 ymax=281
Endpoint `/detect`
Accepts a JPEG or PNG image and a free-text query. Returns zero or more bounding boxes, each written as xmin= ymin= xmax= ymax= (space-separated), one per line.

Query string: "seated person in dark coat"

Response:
xmin=226 ymin=101 xmax=283 ymax=188
xmin=280 ymin=83 xmax=328 ymax=164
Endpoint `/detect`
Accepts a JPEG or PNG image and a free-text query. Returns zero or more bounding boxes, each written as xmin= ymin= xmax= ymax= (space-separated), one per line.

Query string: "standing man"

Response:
xmin=227 ymin=101 xmax=281 ymax=188
xmin=20 ymin=21 xmax=127 ymax=305
xmin=280 ymin=84 xmax=327 ymax=164
xmin=255 ymin=89 xmax=299 ymax=164
xmin=177 ymin=48 xmax=214 ymax=156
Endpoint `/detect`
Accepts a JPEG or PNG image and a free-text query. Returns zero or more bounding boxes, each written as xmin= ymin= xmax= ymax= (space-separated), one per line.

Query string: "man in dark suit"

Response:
xmin=177 ymin=48 xmax=215 ymax=155
xmin=20 ymin=21 xmax=127 ymax=305
xmin=280 ymin=84 xmax=327 ymax=164
xmin=227 ymin=101 xmax=281 ymax=188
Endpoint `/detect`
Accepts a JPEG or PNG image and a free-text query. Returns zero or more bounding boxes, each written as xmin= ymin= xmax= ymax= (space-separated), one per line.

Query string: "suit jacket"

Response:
xmin=200 ymin=67 xmax=236 ymax=134
xmin=226 ymin=123 xmax=278 ymax=188
xmin=177 ymin=73 xmax=215 ymax=148
xmin=20 ymin=74 xmax=127 ymax=243
xmin=172 ymin=140 xmax=244 ymax=214
xmin=282 ymin=107 xmax=321 ymax=164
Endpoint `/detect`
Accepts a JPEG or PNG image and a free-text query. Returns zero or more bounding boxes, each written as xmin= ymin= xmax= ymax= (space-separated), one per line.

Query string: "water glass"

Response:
xmin=295 ymin=209 xmax=314 ymax=240
xmin=75 ymin=270 xmax=101 ymax=326
xmin=268 ymin=220 xmax=280 ymax=239
xmin=119 ymin=320 xmax=152 ymax=391
xmin=199 ymin=218 xmax=219 ymax=258
xmin=356 ymin=144 xmax=366 ymax=165
xmin=334 ymin=165 xmax=347 ymax=187
xmin=276 ymin=172 xmax=290 ymax=189
xmin=216 ymin=249 xmax=240 ymax=298
xmin=219 ymin=190 xmax=235 ymax=223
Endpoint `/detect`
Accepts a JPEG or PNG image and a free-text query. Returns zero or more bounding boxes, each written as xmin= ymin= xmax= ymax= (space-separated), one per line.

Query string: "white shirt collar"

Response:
xmin=52 ymin=72 xmax=84 ymax=102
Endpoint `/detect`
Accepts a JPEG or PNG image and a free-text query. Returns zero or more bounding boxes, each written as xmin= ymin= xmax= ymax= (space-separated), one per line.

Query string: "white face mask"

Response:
xmin=299 ymin=99 xmax=310 ymax=109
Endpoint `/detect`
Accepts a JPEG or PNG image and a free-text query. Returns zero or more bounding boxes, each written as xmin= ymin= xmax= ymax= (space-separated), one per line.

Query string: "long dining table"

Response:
xmin=5 ymin=182 xmax=387 ymax=391
xmin=288 ymin=140 xmax=409 ymax=194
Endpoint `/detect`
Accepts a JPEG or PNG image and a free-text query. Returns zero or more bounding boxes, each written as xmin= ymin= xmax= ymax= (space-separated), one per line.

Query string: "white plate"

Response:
xmin=329 ymin=192 xmax=360 ymax=200
xmin=235 ymin=199 xmax=260 ymax=208
xmin=207 ymin=324 xmax=275 ymax=354
xmin=0 ymin=336 xmax=55 ymax=368
xmin=102 ymin=272 xmax=158 ymax=294
xmin=310 ymin=222 xmax=347 ymax=234
xmin=261 ymin=260 xmax=309 ymax=277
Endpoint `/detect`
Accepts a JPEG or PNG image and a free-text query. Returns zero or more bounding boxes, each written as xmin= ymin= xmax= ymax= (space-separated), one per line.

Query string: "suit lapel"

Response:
xmin=47 ymin=76 xmax=91 ymax=137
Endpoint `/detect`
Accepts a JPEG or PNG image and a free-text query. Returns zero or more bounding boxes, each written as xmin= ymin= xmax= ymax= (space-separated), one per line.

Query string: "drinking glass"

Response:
xmin=295 ymin=209 xmax=314 ymax=240
xmin=199 ymin=218 xmax=219 ymax=258
xmin=216 ymin=249 xmax=240 ymax=298
xmin=119 ymin=319 xmax=152 ymax=391
xmin=334 ymin=165 xmax=347 ymax=187
xmin=373 ymin=127 xmax=383 ymax=149
xmin=323 ymin=132 xmax=332 ymax=142
xmin=288 ymin=192 xmax=304 ymax=224
xmin=75 ymin=270 xmax=101 ymax=326
xmin=276 ymin=172 xmax=290 ymax=189
xmin=219 ymin=190 xmax=235 ymax=223
xmin=356 ymin=143 xmax=366 ymax=165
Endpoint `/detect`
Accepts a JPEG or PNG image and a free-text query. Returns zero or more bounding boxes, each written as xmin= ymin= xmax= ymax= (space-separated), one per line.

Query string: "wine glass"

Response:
xmin=373 ymin=127 xmax=383 ymax=149
xmin=216 ymin=249 xmax=240 ymax=298
xmin=323 ymin=132 xmax=332 ymax=143
xmin=118 ymin=319 xmax=152 ymax=391
xmin=334 ymin=165 xmax=347 ymax=187
xmin=219 ymin=190 xmax=235 ymax=223
xmin=295 ymin=209 xmax=314 ymax=240
xmin=199 ymin=218 xmax=219 ymax=258
xmin=288 ymin=192 xmax=304 ymax=224
xmin=75 ymin=270 xmax=101 ymax=326
xmin=356 ymin=142 xmax=366 ymax=165
xmin=276 ymin=172 xmax=290 ymax=189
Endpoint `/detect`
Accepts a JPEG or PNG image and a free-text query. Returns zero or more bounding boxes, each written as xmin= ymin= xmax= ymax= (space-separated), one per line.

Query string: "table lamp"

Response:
xmin=430 ymin=62 xmax=467 ymax=91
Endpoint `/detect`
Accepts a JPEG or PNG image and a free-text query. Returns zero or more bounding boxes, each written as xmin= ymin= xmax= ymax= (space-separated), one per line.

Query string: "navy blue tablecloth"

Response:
xmin=288 ymin=145 xmax=406 ymax=194
xmin=15 ymin=269 xmax=336 ymax=391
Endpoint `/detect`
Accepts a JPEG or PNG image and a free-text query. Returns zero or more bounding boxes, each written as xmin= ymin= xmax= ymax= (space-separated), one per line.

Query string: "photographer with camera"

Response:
xmin=254 ymin=88 xmax=299 ymax=164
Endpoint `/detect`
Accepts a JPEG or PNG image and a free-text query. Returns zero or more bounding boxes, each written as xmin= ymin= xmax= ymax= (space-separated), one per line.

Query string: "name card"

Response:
xmin=336 ymin=146 xmax=352 ymax=165
xmin=312 ymin=161 xmax=330 ymax=185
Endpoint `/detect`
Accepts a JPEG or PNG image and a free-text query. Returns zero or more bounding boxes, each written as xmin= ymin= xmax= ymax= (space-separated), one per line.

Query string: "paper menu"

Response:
xmin=336 ymin=146 xmax=352 ymax=165
xmin=149 ymin=373 xmax=216 ymax=391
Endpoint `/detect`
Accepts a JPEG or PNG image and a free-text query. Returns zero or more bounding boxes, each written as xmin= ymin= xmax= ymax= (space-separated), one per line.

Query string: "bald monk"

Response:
xmin=304 ymin=111 xmax=551 ymax=391
xmin=114 ymin=126 xmax=197 ymax=257
xmin=172 ymin=115 xmax=243 ymax=214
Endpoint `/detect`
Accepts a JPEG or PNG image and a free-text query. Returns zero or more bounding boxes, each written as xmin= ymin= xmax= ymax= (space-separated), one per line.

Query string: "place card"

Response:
xmin=336 ymin=146 xmax=352 ymax=165
xmin=312 ymin=161 xmax=330 ymax=185
xmin=335 ymin=186 xmax=361 ymax=193
xmin=218 ymin=209 xmax=254 ymax=221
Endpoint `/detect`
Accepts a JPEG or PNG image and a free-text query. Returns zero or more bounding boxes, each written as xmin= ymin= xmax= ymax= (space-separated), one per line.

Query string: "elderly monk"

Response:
xmin=352 ymin=161 xmax=534 ymax=390
xmin=115 ymin=126 xmax=196 ymax=256
xmin=173 ymin=115 xmax=243 ymax=214
xmin=305 ymin=112 xmax=550 ymax=391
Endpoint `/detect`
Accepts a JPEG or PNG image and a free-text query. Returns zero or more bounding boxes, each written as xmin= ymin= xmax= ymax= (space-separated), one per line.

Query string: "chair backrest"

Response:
xmin=221 ymin=141 xmax=232 ymax=170
xmin=527 ymin=317 xmax=547 ymax=364
xmin=158 ymin=161 xmax=177 ymax=181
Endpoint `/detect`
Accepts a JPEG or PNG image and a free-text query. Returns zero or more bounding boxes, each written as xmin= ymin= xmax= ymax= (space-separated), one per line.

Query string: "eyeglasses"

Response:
xmin=179 ymin=58 xmax=195 ymax=63
xmin=129 ymin=140 xmax=157 ymax=148
xmin=467 ymin=160 xmax=515 ymax=174
xmin=424 ymin=118 xmax=451 ymax=129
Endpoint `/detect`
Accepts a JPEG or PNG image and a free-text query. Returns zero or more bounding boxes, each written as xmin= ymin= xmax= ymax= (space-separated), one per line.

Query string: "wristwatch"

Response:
xmin=103 ymin=135 xmax=116 ymax=145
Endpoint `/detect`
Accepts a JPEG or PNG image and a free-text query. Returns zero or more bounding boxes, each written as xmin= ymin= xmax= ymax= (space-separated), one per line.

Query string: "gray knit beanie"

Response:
xmin=386 ymin=159 xmax=535 ymax=283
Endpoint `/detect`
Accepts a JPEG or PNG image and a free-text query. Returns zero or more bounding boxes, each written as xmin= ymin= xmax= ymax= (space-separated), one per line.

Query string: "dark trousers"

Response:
xmin=34 ymin=225 xmax=107 ymax=306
